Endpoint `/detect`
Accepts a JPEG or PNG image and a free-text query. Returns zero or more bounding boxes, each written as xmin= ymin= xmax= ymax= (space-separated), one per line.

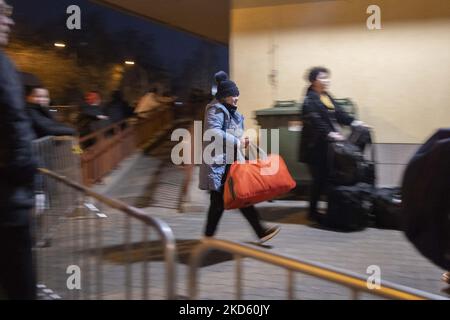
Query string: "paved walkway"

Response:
xmin=37 ymin=139 xmax=449 ymax=300
xmin=99 ymin=147 xmax=449 ymax=300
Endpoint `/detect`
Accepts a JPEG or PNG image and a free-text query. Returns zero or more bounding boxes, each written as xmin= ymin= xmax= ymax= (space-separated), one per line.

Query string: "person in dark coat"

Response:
xmin=78 ymin=91 xmax=109 ymax=137
xmin=401 ymin=128 xmax=450 ymax=284
xmin=25 ymin=86 xmax=76 ymax=138
xmin=0 ymin=0 xmax=37 ymax=299
xmin=299 ymin=67 xmax=367 ymax=222
xmin=104 ymin=90 xmax=133 ymax=124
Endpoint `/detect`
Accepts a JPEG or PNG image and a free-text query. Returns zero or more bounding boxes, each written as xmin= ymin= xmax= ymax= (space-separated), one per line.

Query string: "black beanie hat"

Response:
xmin=215 ymin=71 xmax=240 ymax=99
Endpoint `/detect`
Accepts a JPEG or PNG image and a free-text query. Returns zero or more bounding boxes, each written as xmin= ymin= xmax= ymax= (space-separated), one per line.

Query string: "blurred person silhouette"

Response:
xmin=78 ymin=91 xmax=109 ymax=137
xmin=104 ymin=90 xmax=133 ymax=124
xmin=299 ymin=67 xmax=369 ymax=222
xmin=25 ymin=85 xmax=76 ymax=138
xmin=135 ymin=87 xmax=161 ymax=118
xmin=0 ymin=0 xmax=37 ymax=300
xmin=401 ymin=128 xmax=450 ymax=287
xmin=25 ymin=85 xmax=76 ymax=248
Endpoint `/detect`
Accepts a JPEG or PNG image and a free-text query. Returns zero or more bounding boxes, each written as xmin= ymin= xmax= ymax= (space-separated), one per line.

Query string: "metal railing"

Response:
xmin=32 ymin=136 xmax=83 ymax=253
xmin=134 ymin=105 xmax=174 ymax=149
xmin=32 ymin=135 xmax=81 ymax=182
xmin=188 ymin=238 xmax=447 ymax=300
xmin=33 ymin=104 xmax=189 ymax=188
xmin=34 ymin=168 xmax=177 ymax=300
xmin=79 ymin=105 xmax=174 ymax=186
xmin=79 ymin=119 xmax=136 ymax=186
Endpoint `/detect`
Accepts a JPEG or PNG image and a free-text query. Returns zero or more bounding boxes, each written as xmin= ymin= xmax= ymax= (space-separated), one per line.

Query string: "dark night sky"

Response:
xmin=7 ymin=0 xmax=228 ymax=77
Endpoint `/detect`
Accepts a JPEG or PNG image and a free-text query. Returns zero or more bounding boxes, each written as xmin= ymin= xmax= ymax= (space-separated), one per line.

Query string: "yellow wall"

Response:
xmin=230 ymin=0 xmax=450 ymax=143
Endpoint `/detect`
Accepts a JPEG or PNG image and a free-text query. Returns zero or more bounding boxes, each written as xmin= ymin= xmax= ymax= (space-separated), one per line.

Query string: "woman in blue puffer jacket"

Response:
xmin=199 ymin=71 xmax=280 ymax=243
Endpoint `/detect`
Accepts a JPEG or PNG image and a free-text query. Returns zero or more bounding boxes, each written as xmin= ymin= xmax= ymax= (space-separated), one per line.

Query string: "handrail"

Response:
xmin=78 ymin=118 xmax=130 ymax=143
xmin=189 ymin=238 xmax=447 ymax=300
xmin=78 ymin=105 xmax=173 ymax=185
xmin=78 ymin=105 xmax=168 ymax=143
xmin=38 ymin=167 xmax=177 ymax=299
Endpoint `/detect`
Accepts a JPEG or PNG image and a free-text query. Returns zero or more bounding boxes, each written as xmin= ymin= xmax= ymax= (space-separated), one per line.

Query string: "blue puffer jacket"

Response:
xmin=199 ymin=100 xmax=244 ymax=191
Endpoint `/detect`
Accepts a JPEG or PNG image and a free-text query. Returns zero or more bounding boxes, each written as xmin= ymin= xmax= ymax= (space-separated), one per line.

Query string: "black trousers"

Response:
xmin=204 ymin=191 xmax=266 ymax=238
xmin=0 ymin=217 xmax=36 ymax=300
xmin=204 ymin=165 xmax=266 ymax=238
xmin=308 ymin=160 xmax=329 ymax=218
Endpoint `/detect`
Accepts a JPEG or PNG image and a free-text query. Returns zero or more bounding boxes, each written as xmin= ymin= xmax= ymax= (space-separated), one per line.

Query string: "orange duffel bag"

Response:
xmin=224 ymin=153 xmax=297 ymax=210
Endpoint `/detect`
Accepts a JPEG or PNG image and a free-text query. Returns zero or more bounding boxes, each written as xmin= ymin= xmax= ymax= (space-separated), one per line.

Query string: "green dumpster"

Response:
xmin=254 ymin=99 xmax=357 ymax=199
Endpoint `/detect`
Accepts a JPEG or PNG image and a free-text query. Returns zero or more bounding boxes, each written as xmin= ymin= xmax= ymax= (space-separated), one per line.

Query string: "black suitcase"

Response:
xmin=373 ymin=187 xmax=402 ymax=230
xmin=325 ymin=183 xmax=374 ymax=231
xmin=328 ymin=141 xmax=375 ymax=186
xmin=348 ymin=125 xmax=373 ymax=152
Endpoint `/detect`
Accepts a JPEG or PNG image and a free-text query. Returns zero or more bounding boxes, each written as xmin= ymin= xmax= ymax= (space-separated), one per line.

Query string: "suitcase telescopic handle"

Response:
xmin=327 ymin=128 xmax=377 ymax=178
xmin=366 ymin=128 xmax=376 ymax=163
xmin=348 ymin=126 xmax=377 ymax=162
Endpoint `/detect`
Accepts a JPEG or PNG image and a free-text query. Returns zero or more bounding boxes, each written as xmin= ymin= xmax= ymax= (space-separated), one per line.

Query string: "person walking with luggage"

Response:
xmin=299 ymin=67 xmax=368 ymax=222
xmin=199 ymin=71 xmax=280 ymax=243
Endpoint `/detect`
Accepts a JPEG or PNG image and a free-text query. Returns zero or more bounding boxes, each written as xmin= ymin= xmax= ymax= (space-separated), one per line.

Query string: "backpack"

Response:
xmin=373 ymin=187 xmax=403 ymax=230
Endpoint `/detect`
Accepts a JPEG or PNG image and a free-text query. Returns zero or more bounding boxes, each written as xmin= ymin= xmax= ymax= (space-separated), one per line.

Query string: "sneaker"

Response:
xmin=442 ymin=272 xmax=450 ymax=284
xmin=259 ymin=226 xmax=281 ymax=244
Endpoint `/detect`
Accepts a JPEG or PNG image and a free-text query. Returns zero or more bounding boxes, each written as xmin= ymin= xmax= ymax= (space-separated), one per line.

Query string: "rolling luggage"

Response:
xmin=349 ymin=125 xmax=373 ymax=152
xmin=325 ymin=128 xmax=376 ymax=231
xmin=328 ymin=140 xmax=375 ymax=186
xmin=325 ymin=183 xmax=374 ymax=231
xmin=372 ymin=187 xmax=403 ymax=230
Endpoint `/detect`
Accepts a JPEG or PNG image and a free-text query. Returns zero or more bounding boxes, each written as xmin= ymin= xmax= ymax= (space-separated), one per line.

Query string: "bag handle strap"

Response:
xmin=248 ymin=141 xmax=268 ymax=160
xmin=236 ymin=141 xmax=269 ymax=163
